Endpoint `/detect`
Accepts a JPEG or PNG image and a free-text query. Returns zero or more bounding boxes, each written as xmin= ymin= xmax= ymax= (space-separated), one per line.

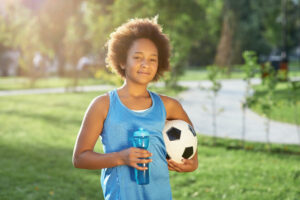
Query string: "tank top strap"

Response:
xmin=108 ymin=89 xmax=118 ymax=105
xmin=148 ymin=90 xmax=166 ymax=119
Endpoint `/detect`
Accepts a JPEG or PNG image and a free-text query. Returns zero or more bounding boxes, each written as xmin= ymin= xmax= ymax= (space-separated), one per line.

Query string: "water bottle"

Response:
xmin=132 ymin=128 xmax=150 ymax=185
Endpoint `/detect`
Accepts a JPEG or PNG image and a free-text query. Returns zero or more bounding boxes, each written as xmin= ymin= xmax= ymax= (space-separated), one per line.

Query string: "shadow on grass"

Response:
xmin=2 ymin=110 xmax=82 ymax=128
xmin=198 ymin=135 xmax=300 ymax=156
xmin=1 ymin=95 xmax=88 ymax=111
xmin=0 ymin=142 xmax=102 ymax=200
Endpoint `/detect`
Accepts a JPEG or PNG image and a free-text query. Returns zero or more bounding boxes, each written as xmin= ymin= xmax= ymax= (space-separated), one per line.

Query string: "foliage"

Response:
xmin=290 ymin=80 xmax=300 ymax=144
xmin=249 ymin=63 xmax=279 ymax=147
xmin=207 ymin=65 xmax=222 ymax=93
xmin=214 ymin=0 xmax=300 ymax=67
xmin=94 ymin=69 xmax=123 ymax=86
xmin=36 ymin=0 xmax=82 ymax=76
xmin=242 ymin=51 xmax=259 ymax=83
xmin=0 ymin=2 xmax=53 ymax=86
xmin=0 ymin=0 xmax=299 ymax=84
xmin=241 ymin=51 xmax=259 ymax=145
xmin=251 ymin=82 xmax=300 ymax=125
xmin=203 ymin=65 xmax=223 ymax=144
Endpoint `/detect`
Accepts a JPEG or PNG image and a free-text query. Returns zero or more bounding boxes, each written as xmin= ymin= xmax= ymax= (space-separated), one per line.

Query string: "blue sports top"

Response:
xmin=100 ymin=89 xmax=172 ymax=200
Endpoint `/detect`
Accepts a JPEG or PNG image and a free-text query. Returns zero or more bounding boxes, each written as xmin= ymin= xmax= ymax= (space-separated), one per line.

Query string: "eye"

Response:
xmin=150 ymin=58 xmax=157 ymax=62
xmin=133 ymin=56 xmax=141 ymax=60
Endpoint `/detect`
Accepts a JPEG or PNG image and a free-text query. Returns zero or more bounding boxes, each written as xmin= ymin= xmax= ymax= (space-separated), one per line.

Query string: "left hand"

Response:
xmin=167 ymin=158 xmax=198 ymax=172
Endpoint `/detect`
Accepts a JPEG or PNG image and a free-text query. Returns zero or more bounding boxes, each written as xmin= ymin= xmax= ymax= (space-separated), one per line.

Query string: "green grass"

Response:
xmin=250 ymin=82 xmax=300 ymax=124
xmin=179 ymin=68 xmax=258 ymax=81
xmin=1 ymin=66 xmax=300 ymax=90
xmin=1 ymin=91 xmax=300 ymax=200
xmin=0 ymin=70 xmax=122 ymax=91
xmin=179 ymin=64 xmax=300 ymax=81
xmin=0 ymin=77 xmax=104 ymax=90
xmin=0 ymin=92 xmax=102 ymax=200
xmin=171 ymin=135 xmax=300 ymax=200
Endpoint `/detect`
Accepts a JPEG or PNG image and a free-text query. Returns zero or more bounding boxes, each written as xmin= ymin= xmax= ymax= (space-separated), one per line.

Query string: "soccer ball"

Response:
xmin=162 ymin=120 xmax=197 ymax=163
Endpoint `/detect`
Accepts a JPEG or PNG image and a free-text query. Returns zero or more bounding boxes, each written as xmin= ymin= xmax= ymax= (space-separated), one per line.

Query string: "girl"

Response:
xmin=72 ymin=18 xmax=198 ymax=200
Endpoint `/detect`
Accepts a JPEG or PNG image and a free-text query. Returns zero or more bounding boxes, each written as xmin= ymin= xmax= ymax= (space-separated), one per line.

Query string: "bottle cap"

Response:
xmin=133 ymin=128 xmax=149 ymax=137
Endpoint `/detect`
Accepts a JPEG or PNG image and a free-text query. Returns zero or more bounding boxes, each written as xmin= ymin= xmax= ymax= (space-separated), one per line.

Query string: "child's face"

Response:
xmin=122 ymin=38 xmax=158 ymax=85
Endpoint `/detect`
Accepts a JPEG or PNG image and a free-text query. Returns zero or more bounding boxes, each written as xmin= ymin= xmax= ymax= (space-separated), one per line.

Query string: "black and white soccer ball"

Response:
xmin=162 ymin=120 xmax=197 ymax=163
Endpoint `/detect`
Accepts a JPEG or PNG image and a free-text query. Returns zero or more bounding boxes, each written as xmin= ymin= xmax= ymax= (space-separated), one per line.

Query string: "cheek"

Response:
xmin=124 ymin=60 xmax=137 ymax=71
xmin=129 ymin=59 xmax=139 ymax=68
xmin=153 ymin=64 xmax=158 ymax=73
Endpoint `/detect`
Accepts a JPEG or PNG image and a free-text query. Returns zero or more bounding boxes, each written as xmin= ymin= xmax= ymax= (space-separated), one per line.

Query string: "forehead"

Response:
xmin=128 ymin=38 xmax=158 ymax=55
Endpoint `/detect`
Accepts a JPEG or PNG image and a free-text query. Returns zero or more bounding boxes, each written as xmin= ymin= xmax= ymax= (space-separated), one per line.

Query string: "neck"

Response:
xmin=119 ymin=80 xmax=149 ymax=97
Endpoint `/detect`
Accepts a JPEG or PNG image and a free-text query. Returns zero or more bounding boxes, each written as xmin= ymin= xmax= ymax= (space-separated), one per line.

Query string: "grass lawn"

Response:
xmin=1 ymin=91 xmax=300 ymax=200
xmin=0 ymin=75 xmax=120 ymax=91
xmin=250 ymin=82 xmax=300 ymax=125
xmin=0 ymin=70 xmax=251 ymax=90
xmin=178 ymin=69 xmax=253 ymax=81
xmin=1 ymin=66 xmax=300 ymax=91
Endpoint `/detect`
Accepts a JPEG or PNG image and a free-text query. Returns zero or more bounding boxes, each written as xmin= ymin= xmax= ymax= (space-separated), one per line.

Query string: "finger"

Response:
xmin=170 ymin=166 xmax=181 ymax=172
xmin=169 ymin=161 xmax=188 ymax=172
xmin=167 ymin=162 xmax=175 ymax=171
xmin=168 ymin=160 xmax=183 ymax=166
xmin=133 ymin=163 xmax=148 ymax=171
xmin=167 ymin=159 xmax=175 ymax=165
xmin=168 ymin=166 xmax=176 ymax=171
xmin=182 ymin=159 xmax=193 ymax=164
xmin=134 ymin=148 xmax=152 ymax=155
xmin=134 ymin=148 xmax=152 ymax=157
xmin=168 ymin=160 xmax=177 ymax=167
xmin=136 ymin=158 xmax=152 ymax=164
xmin=136 ymin=152 xmax=152 ymax=158
xmin=168 ymin=162 xmax=181 ymax=172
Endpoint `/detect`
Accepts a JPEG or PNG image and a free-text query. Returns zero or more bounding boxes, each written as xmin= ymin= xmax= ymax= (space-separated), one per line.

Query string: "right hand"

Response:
xmin=118 ymin=147 xmax=152 ymax=171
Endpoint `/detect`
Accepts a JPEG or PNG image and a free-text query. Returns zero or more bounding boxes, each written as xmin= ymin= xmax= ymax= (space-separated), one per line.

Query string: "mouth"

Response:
xmin=137 ymin=71 xmax=150 ymax=75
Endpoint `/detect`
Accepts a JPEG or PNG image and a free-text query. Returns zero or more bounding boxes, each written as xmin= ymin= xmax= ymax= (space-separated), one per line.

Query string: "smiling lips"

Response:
xmin=138 ymin=71 xmax=150 ymax=75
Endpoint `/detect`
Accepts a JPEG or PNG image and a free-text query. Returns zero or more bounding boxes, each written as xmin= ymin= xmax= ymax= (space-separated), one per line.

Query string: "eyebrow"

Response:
xmin=134 ymin=52 xmax=158 ymax=56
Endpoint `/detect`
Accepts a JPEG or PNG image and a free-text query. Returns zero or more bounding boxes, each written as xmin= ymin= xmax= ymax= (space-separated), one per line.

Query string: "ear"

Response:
xmin=120 ymin=64 xmax=125 ymax=70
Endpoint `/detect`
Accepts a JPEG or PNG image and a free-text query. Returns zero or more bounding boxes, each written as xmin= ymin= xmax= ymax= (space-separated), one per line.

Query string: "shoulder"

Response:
xmin=91 ymin=92 xmax=110 ymax=107
xmin=158 ymin=94 xmax=185 ymax=118
xmin=86 ymin=92 xmax=110 ymax=119
xmin=158 ymin=94 xmax=182 ymax=110
xmin=158 ymin=94 xmax=192 ymax=125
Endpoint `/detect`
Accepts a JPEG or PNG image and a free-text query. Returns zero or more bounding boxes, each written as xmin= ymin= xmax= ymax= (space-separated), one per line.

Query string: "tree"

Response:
xmin=259 ymin=63 xmax=278 ymax=148
xmin=36 ymin=0 xmax=82 ymax=76
xmin=205 ymin=65 xmax=223 ymax=145
xmin=0 ymin=1 xmax=52 ymax=85
xmin=188 ymin=0 xmax=223 ymax=67
xmin=88 ymin=0 xmax=218 ymax=87
xmin=241 ymin=51 xmax=259 ymax=147
xmin=63 ymin=4 xmax=91 ymax=88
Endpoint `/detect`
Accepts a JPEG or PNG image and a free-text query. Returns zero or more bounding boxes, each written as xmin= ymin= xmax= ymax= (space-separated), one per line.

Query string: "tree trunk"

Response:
xmin=214 ymin=13 xmax=233 ymax=67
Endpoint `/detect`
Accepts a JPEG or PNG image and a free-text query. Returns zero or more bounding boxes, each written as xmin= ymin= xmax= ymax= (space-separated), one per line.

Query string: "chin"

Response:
xmin=135 ymin=78 xmax=153 ymax=85
xmin=136 ymin=76 xmax=155 ymax=84
xmin=137 ymin=80 xmax=152 ymax=85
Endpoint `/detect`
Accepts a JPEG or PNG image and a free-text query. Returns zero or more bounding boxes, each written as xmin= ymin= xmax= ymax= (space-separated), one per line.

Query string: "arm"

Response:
xmin=160 ymin=95 xmax=199 ymax=172
xmin=72 ymin=94 xmax=152 ymax=170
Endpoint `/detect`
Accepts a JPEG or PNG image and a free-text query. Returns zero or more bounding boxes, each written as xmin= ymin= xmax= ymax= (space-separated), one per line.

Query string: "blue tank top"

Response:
xmin=100 ymin=89 xmax=172 ymax=200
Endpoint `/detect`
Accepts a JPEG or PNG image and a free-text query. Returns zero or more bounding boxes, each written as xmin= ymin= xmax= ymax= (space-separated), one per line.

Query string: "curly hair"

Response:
xmin=105 ymin=18 xmax=170 ymax=81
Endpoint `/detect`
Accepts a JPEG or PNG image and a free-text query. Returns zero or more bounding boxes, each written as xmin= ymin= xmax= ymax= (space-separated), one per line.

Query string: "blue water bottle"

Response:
xmin=133 ymin=128 xmax=150 ymax=185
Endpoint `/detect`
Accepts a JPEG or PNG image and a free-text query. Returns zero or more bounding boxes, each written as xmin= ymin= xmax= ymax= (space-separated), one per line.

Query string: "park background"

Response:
xmin=0 ymin=0 xmax=300 ymax=199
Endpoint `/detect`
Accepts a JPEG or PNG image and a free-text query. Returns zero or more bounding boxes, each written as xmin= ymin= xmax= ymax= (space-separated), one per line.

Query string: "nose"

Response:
xmin=141 ymin=59 xmax=149 ymax=68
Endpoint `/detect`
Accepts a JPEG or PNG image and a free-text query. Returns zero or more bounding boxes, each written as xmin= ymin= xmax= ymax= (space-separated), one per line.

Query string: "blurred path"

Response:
xmin=1 ymin=79 xmax=299 ymax=145
xmin=178 ymin=79 xmax=300 ymax=145
xmin=0 ymin=85 xmax=114 ymax=96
